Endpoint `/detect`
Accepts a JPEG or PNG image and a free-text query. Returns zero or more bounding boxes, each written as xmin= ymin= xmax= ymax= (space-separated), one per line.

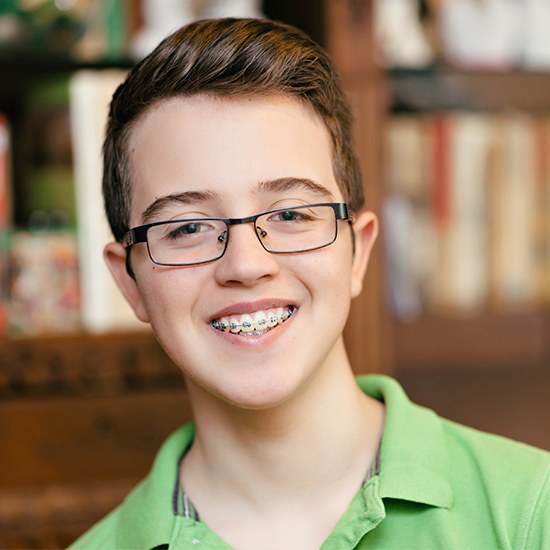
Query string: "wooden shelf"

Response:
xmin=0 ymin=330 xmax=183 ymax=399
xmin=389 ymin=65 xmax=550 ymax=112
xmin=0 ymin=331 xmax=191 ymax=547
xmin=393 ymin=310 xmax=550 ymax=371
xmin=0 ymin=386 xmax=192 ymax=547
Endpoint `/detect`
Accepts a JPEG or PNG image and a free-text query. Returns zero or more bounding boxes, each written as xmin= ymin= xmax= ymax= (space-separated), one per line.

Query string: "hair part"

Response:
xmin=103 ymin=17 xmax=364 ymax=242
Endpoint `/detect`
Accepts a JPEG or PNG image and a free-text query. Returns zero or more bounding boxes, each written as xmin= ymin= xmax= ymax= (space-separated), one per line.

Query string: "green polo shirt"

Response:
xmin=70 ymin=375 xmax=550 ymax=549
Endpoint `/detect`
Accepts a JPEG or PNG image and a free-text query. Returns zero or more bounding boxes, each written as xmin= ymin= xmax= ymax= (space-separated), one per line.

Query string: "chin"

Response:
xmin=225 ymin=386 xmax=295 ymax=411
xmin=191 ymin=368 xmax=308 ymax=412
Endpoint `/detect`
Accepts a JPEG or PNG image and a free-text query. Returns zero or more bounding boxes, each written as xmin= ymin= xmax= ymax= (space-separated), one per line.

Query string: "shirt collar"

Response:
xmin=115 ymin=423 xmax=196 ymax=549
xmin=111 ymin=375 xmax=452 ymax=548
xmin=356 ymin=375 xmax=453 ymax=509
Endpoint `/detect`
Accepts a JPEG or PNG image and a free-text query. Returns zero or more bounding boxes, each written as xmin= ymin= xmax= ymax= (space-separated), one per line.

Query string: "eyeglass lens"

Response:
xmin=145 ymin=205 xmax=338 ymax=266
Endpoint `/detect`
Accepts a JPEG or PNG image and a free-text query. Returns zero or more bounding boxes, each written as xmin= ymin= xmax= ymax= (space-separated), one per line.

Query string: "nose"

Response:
xmin=214 ymin=222 xmax=280 ymax=287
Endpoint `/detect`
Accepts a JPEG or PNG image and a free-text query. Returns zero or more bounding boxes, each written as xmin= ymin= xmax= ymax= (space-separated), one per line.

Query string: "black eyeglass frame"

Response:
xmin=123 ymin=202 xmax=352 ymax=268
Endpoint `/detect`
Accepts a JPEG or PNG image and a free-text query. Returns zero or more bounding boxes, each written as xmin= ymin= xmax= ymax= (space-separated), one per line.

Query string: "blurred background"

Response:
xmin=1 ymin=0 xmax=549 ymax=547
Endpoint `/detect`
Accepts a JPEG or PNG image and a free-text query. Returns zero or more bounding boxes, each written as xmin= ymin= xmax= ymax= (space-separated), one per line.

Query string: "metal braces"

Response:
xmin=211 ymin=308 xmax=294 ymax=331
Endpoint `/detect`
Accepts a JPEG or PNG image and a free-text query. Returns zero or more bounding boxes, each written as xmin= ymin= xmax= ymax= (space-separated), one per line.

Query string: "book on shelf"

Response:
xmin=489 ymin=114 xmax=538 ymax=307
xmin=384 ymin=110 xmax=548 ymax=319
xmin=534 ymin=117 xmax=550 ymax=302
xmin=18 ymin=76 xmax=77 ymax=229
xmin=437 ymin=113 xmax=491 ymax=311
xmin=1 ymin=72 xmax=147 ymax=337
xmin=0 ymin=113 xmax=11 ymax=336
xmin=8 ymin=230 xmax=80 ymax=335
xmin=69 ymin=69 xmax=145 ymax=333
xmin=5 ymin=78 xmax=80 ymax=336
xmin=384 ymin=115 xmax=432 ymax=320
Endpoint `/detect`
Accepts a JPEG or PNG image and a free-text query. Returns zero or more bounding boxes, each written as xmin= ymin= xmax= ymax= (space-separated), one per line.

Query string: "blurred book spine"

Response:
xmin=8 ymin=230 xmax=80 ymax=335
xmin=3 ymin=77 xmax=82 ymax=336
xmin=3 ymin=69 xmax=146 ymax=336
xmin=489 ymin=114 xmax=537 ymax=306
xmin=69 ymin=69 xmax=144 ymax=332
xmin=385 ymin=110 xmax=547 ymax=319
xmin=19 ymin=76 xmax=76 ymax=229
xmin=534 ymin=117 xmax=550 ymax=303
xmin=0 ymin=113 xmax=11 ymax=336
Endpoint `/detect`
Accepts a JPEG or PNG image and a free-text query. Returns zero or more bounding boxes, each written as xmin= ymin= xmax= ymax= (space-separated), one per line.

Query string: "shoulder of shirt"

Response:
xmin=440 ymin=412 xmax=550 ymax=494
xmin=441 ymin=413 xmax=550 ymax=545
xmin=68 ymin=500 xmax=127 ymax=549
xmin=357 ymin=374 xmax=550 ymax=546
xmin=67 ymin=423 xmax=196 ymax=549
xmin=359 ymin=373 xmax=550 ymax=474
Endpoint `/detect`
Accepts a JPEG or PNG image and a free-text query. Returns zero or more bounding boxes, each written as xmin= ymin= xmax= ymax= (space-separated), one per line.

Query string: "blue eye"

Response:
xmin=180 ymin=223 xmax=200 ymax=234
xmin=280 ymin=210 xmax=298 ymax=221
xmin=163 ymin=221 xmax=214 ymax=242
xmin=270 ymin=209 xmax=313 ymax=223
xmin=168 ymin=223 xmax=201 ymax=238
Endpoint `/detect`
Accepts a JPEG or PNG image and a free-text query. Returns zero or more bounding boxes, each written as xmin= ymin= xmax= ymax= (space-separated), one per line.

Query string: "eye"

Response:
xmin=280 ymin=210 xmax=299 ymax=221
xmin=270 ymin=208 xmax=313 ymax=223
xmin=165 ymin=221 xmax=211 ymax=240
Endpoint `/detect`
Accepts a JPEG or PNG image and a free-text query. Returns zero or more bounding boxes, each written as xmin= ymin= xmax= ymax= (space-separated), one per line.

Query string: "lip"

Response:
xmin=209 ymin=299 xmax=298 ymax=323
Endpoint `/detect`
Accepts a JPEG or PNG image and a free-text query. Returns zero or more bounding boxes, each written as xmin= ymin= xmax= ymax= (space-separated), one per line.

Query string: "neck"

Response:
xmin=181 ymin=340 xmax=385 ymax=509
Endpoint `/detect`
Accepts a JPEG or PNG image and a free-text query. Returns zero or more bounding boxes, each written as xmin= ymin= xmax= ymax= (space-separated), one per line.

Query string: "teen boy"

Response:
xmin=71 ymin=17 xmax=550 ymax=550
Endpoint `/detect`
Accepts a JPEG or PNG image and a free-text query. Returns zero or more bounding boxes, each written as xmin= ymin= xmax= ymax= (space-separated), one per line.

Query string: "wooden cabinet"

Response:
xmin=0 ymin=330 xmax=189 ymax=547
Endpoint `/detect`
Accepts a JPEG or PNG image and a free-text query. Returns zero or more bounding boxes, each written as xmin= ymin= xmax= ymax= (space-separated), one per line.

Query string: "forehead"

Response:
xmin=127 ymin=94 xmax=340 ymax=222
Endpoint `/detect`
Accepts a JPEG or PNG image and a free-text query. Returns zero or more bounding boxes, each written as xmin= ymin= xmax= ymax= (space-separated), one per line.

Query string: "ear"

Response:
xmin=103 ymin=241 xmax=151 ymax=323
xmin=350 ymin=210 xmax=378 ymax=298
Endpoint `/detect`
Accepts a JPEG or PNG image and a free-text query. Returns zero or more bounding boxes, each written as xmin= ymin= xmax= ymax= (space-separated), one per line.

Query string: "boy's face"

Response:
xmin=105 ymin=94 xmax=377 ymax=410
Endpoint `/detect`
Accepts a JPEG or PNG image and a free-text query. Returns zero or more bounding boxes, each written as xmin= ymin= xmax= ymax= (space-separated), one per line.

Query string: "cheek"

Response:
xmin=137 ymin=266 xmax=203 ymax=324
xmin=293 ymin=247 xmax=354 ymax=307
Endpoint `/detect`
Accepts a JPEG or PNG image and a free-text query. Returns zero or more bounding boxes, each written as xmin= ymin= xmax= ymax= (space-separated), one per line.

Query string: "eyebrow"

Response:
xmin=256 ymin=177 xmax=335 ymax=200
xmin=141 ymin=190 xmax=220 ymax=224
xmin=139 ymin=177 xmax=334 ymax=224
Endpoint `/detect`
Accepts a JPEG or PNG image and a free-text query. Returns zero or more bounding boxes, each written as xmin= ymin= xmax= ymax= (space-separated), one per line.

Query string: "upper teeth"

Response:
xmin=212 ymin=307 xmax=295 ymax=334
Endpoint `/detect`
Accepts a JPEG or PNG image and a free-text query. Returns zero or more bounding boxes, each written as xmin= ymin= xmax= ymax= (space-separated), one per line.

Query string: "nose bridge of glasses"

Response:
xmin=226 ymin=213 xmax=258 ymax=226
xmin=225 ymin=213 xmax=267 ymax=243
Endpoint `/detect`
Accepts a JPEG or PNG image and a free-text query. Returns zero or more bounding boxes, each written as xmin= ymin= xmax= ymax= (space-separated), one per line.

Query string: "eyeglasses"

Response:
xmin=123 ymin=202 xmax=351 ymax=267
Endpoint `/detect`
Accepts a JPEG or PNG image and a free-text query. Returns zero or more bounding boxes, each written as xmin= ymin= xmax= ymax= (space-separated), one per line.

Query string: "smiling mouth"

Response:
xmin=211 ymin=306 xmax=296 ymax=336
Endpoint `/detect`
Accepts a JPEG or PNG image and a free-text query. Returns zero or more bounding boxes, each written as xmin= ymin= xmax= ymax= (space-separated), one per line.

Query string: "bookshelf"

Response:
xmin=386 ymin=68 xmax=550 ymax=373
xmin=2 ymin=0 xmax=550 ymax=546
xmin=379 ymin=54 xmax=550 ymax=447
xmin=0 ymin=47 xmax=192 ymax=545
xmin=328 ymin=0 xmax=550 ymax=453
xmin=390 ymin=66 xmax=550 ymax=112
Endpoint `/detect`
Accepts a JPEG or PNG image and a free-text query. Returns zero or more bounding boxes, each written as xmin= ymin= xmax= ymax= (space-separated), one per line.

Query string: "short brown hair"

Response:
xmin=103 ymin=17 xmax=364 ymax=242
